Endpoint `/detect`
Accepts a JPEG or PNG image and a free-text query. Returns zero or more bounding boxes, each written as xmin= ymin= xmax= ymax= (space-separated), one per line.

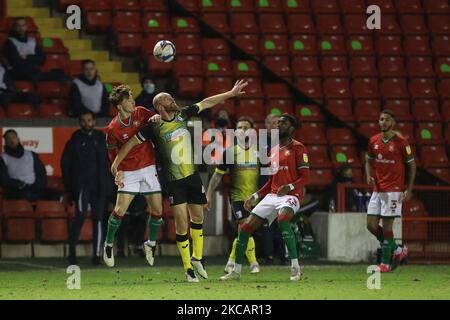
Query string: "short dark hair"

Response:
xmin=236 ymin=116 xmax=255 ymax=128
xmin=280 ymin=113 xmax=298 ymax=129
xmin=3 ymin=129 xmax=18 ymax=139
xmin=141 ymin=74 xmax=155 ymax=86
xmin=82 ymin=59 xmax=95 ymax=68
xmin=109 ymin=85 xmax=132 ymax=107
xmin=380 ymin=109 xmax=395 ymax=119
xmin=79 ymin=110 xmax=95 ymax=120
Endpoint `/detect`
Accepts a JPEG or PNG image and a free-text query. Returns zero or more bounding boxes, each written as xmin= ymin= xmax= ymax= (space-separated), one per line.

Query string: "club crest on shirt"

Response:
xmin=133 ymin=120 xmax=140 ymax=127
xmin=122 ymin=134 xmax=129 ymax=140
xmin=285 ymin=150 xmax=290 ymax=156
xmin=374 ymin=144 xmax=379 ymax=150
xmin=388 ymin=145 xmax=395 ymax=152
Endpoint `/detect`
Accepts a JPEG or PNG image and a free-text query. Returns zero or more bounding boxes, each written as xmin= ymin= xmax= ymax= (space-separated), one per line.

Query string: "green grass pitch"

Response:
xmin=0 ymin=257 xmax=449 ymax=300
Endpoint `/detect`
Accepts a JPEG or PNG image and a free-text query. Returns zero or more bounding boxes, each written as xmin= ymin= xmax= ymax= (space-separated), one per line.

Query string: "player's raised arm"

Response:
xmin=198 ymin=79 xmax=248 ymax=110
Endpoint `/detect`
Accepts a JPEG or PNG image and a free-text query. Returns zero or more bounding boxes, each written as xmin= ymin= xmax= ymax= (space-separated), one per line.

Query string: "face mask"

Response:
xmin=144 ymin=83 xmax=155 ymax=95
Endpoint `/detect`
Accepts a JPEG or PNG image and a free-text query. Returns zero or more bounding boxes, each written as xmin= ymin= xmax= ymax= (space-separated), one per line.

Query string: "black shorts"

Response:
xmin=231 ymin=201 xmax=251 ymax=221
xmin=167 ymin=172 xmax=207 ymax=206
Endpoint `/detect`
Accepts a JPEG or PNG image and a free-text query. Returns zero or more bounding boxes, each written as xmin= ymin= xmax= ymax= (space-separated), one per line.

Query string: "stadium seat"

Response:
xmin=142 ymin=12 xmax=171 ymax=34
xmin=407 ymin=57 xmax=434 ymax=78
xmin=287 ymin=14 xmax=315 ymax=34
xmin=290 ymin=35 xmax=318 ymax=56
xmin=439 ymin=79 xmax=450 ymax=98
xmin=352 ymin=78 xmax=379 ymax=99
xmin=36 ymin=200 xmax=68 ymax=242
xmin=2 ymin=200 xmax=35 ymax=242
xmin=426 ymin=168 xmax=450 ymax=183
xmin=116 ymin=33 xmax=143 ymax=55
xmin=39 ymin=103 xmax=67 ymax=118
xmin=172 ymin=17 xmax=200 ymax=34
xmin=323 ymin=78 xmax=352 ymax=99
xmin=396 ymin=122 xmax=416 ymax=144
xmin=230 ymin=13 xmax=258 ymax=34
xmin=263 ymin=56 xmax=292 ymax=79
xmin=318 ymin=35 xmax=346 ymax=55
xmin=402 ymin=197 xmax=428 ymax=241
xmin=202 ymin=38 xmax=229 ymax=56
xmin=112 ymin=0 xmax=140 ymax=11
xmin=40 ymin=37 xmax=68 ymax=54
xmin=347 ymin=35 xmax=375 ymax=56
xmin=312 ymin=0 xmax=339 ymax=13
xmin=400 ymin=14 xmax=429 ymax=35
xmin=416 ymin=122 xmax=445 ymax=145
xmin=331 ymin=145 xmax=361 ymax=167
xmin=36 ymin=201 xmax=66 ymax=218
xmin=242 ymin=77 xmax=264 ymax=98
xmin=404 ymin=35 xmax=432 ymax=56
xmin=377 ymin=14 xmax=401 ymax=34
xmin=380 ymin=78 xmax=409 ymax=99
xmin=200 ymin=0 xmax=227 ymax=12
xmin=266 ymin=99 xmax=294 ymax=116
xmin=140 ymin=0 xmax=168 ymax=12
xmin=327 ymin=128 xmax=356 ymax=145
xmin=112 ymin=11 xmax=141 ymax=32
xmin=375 ymin=36 xmax=403 ymax=56
xmin=263 ymin=83 xmax=291 ymax=99
xmin=436 ymin=57 xmax=450 ymax=78
xmin=174 ymin=36 xmax=202 ymax=56
xmin=146 ymin=55 xmax=172 ymax=76
xmin=204 ymin=56 xmax=232 ymax=77
xmin=420 ymin=145 xmax=449 ymax=168
xmin=86 ymin=11 xmax=112 ymax=32
xmin=15 ymin=81 xmax=34 ymax=93
xmin=308 ymin=145 xmax=332 ymax=168
xmin=425 ymin=0 xmax=450 ymax=13
xmin=59 ymin=0 xmax=82 ymax=11
xmin=358 ymin=122 xmax=379 ymax=138
xmin=47 ymin=176 xmax=65 ymax=193
xmin=295 ymin=123 xmax=327 ymax=145
xmin=255 ymin=0 xmax=283 ymax=13
xmin=384 ymin=99 xmax=413 ymax=122
xmin=295 ymin=77 xmax=323 ymax=99
xmin=227 ymin=0 xmax=254 ymax=12
xmin=81 ymin=0 xmax=111 ymax=10
xmin=259 ymin=14 xmax=287 ymax=34
xmin=345 ymin=15 xmax=371 ymax=34
xmin=7 ymin=104 xmax=37 ymax=118
xmin=41 ymin=54 xmax=69 ymax=74
xmin=294 ymin=104 xmax=325 ymax=123
xmin=68 ymin=60 xmax=83 ymax=77
xmin=36 ymin=82 xmax=70 ymax=99
xmin=321 ymin=56 xmax=349 ymax=77
xmin=428 ymin=14 xmax=450 ymax=34
xmin=350 ymin=56 xmax=377 ymax=77
xmin=354 ymin=100 xmax=381 ymax=122
xmin=173 ymin=55 xmax=202 ymax=77
xmin=204 ymin=77 xmax=233 ymax=97
xmin=234 ymin=34 xmax=260 ymax=56
xmin=432 ymin=35 xmax=450 ymax=56
xmin=292 ymin=56 xmax=321 ymax=77
xmin=308 ymin=168 xmax=334 ymax=186
xmin=396 ymin=0 xmax=423 ymax=13
xmin=260 ymin=35 xmax=289 ymax=56
xmin=316 ymin=14 xmax=344 ymax=34
xmin=326 ymin=99 xmax=355 ymax=122
xmin=202 ymin=13 xmax=231 ymax=35
xmin=367 ymin=0 xmax=395 ymax=13
xmin=236 ymin=99 xmax=266 ymax=122
xmin=409 ymin=78 xmax=438 ymax=99
xmin=177 ymin=77 xmax=203 ymax=99
xmin=339 ymin=0 xmax=366 ymax=13
xmin=232 ymin=60 xmax=262 ymax=78
xmin=378 ymin=56 xmax=406 ymax=78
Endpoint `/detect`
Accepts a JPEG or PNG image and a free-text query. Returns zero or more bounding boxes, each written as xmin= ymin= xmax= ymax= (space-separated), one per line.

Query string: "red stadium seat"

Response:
xmin=287 ymin=14 xmax=315 ymax=34
xmin=232 ymin=60 xmax=262 ymax=78
xmin=40 ymin=37 xmax=68 ymax=54
xmin=202 ymin=38 xmax=229 ymax=56
xmin=318 ymin=35 xmax=346 ymax=55
xmin=202 ymin=13 xmax=231 ymax=35
xmin=86 ymin=11 xmax=112 ymax=32
xmin=345 ymin=15 xmax=371 ymax=34
xmin=439 ymin=79 xmax=450 ymax=98
xmin=290 ymin=35 xmax=318 ymax=56
xmin=112 ymin=12 xmax=141 ymax=32
xmin=2 ymin=200 xmax=35 ymax=242
xmin=308 ymin=145 xmax=332 ymax=168
xmin=308 ymin=168 xmax=334 ymax=186
xmin=347 ymin=35 xmax=375 ymax=56
xmin=396 ymin=122 xmax=416 ymax=144
xmin=380 ymin=78 xmax=409 ymax=99
xmin=407 ymin=57 xmax=434 ymax=78
xmin=236 ymin=99 xmax=266 ymax=122
xmin=255 ymin=0 xmax=283 ymax=13
xmin=442 ymin=100 xmax=450 ymax=123
xmin=295 ymin=77 xmax=323 ymax=99
xmin=432 ymin=35 xmax=450 ymax=56
xmin=384 ymin=99 xmax=413 ymax=122
xmin=177 ymin=77 xmax=203 ymax=99
xmin=36 ymin=201 xmax=66 ymax=218
xmin=173 ymin=55 xmax=202 ymax=77
xmin=227 ymin=0 xmax=254 ymax=12
xmin=81 ymin=0 xmax=111 ymax=11
xmin=400 ymin=14 xmax=429 ymax=35
xmin=140 ymin=0 xmax=168 ymax=12
xmin=375 ymin=36 xmax=403 ymax=56
xmin=263 ymin=83 xmax=291 ymax=99
xmin=352 ymin=78 xmax=379 ymax=99
xmin=326 ymin=99 xmax=355 ymax=123
xmin=339 ymin=0 xmax=366 ymax=13
xmin=112 ymin=0 xmax=140 ymax=11
xmin=263 ymin=56 xmax=292 ymax=79
xmin=426 ymin=168 xmax=450 ymax=183
xmin=420 ymin=145 xmax=449 ymax=168
xmin=68 ymin=60 xmax=83 ymax=77
xmin=230 ymin=13 xmax=258 ymax=34
xmin=323 ymin=78 xmax=352 ymax=99
xmin=428 ymin=14 xmax=450 ymax=34
xmin=378 ymin=56 xmax=406 ymax=78
xmin=321 ymin=56 xmax=349 ymax=77
xmin=200 ymin=0 xmax=227 ymax=13
xmin=40 ymin=219 xmax=69 ymax=242
xmin=47 ymin=176 xmax=65 ymax=193
xmin=116 ymin=33 xmax=143 ymax=55
xmin=358 ymin=122 xmax=379 ymax=138
xmin=174 ymin=36 xmax=202 ymax=56
xmin=416 ymin=122 xmax=444 ymax=145
xmin=172 ymin=17 xmax=200 ymax=34
xmin=327 ymin=128 xmax=356 ymax=145
xmin=294 ymin=104 xmax=325 ymax=123
xmin=396 ymin=0 xmax=423 ymax=13
xmin=404 ymin=36 xmax=432 ymax=56
xmin=402 ymin=198 xmax=428 ymax=241
xmin=41 ymin=54 xmax=69 ymax=74
xmin=312 ymin=0 xmax=339 ymax=13
xmin=142 ymin=12 xmax=171 ymax=34
xmin=234 ymin=34 xmax=260 ymax=56
xmin=146 ymin=54 xmax=172 ymax=76
xmin=425 ymin=0 xmax=450 ymax=13
xmin=260 ymin=35 xmax=288 ymax=56
xmin=350 ymin=56 xmax=377 ymax=77
xmin=331 ymin=145 xmax=361 ymax=167
xmin=204 ymin=77 xmax=233 ymax=97
xmin=39 ymin=103 xmax=67 ymax=118
xmin=242 ymin=77 xmax=264 ymax=98
xmin=354 ymin=100 xmax=381 ymax=122
xmin=436 ymin=57 xmax=450 ymax=78
xmin=367 ymin=0 xmax=395 ymax=13
xmin=37 ymin=82 xmax=70 ymax=98
xmin=295 ymin=123 xmax=327 ymax=145
xmin=59 ymin=0 xmax=82 ymax=11
xmin=203 ymin=56 xmax=232 ymax=76
xmin=316 ymin=14 xmax=344 ymax=34
xmin=265 ymin=99 xmax=294 ymax=116
xmin=409 ymin=78 xmax=438 ymax=99
xmin=259 ymin=14 xmax=287 ymax=34
xmin=292 ymin=56 xmax=321 ymax=77
xmin=377 ymin=14 xmax=401 ymax=34
xmin=7 ymin=103 xmax=37 ymax=118
xmin=15 ymin=81 xmax=34 ymax=93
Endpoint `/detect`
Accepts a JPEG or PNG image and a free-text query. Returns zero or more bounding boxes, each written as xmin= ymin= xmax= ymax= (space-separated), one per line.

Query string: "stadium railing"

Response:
xmin=337 ymin=183 xmax=450 ymax=264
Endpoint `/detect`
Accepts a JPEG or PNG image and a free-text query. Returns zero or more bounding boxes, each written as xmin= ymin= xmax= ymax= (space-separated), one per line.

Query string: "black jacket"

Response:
xmin=135 ymin=91 xmax=156 ymax=113
xmin=4 ymin=32 xmax=46 ymax=76
xmin=60 ymin=129 xmax=109 ymax=201
xmin=68 ymin=74 xmax=109 ymax=117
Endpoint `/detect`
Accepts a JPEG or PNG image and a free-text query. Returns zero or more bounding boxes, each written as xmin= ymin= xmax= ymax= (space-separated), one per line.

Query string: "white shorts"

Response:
xmin=118 ymin=165 xmax=161 ymax=195
xmin=367 ymin=192 xmax=403 ymax=218
xmin=252 ymin=193 xmax=301 ymax=226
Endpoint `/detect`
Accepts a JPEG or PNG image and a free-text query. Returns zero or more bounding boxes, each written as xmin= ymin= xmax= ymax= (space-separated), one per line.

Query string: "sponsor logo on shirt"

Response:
xmin=133 ymin=120 xmax=140 ymax=127
xmin=375 ymin=154 xmax=395 ymax=164
xmin=164 ymin=128 xmax=188 ymax=142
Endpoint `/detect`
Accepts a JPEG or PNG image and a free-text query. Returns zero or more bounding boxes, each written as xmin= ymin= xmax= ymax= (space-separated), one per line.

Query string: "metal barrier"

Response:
xmin=337 ymin=183 xmax=450 ymax=264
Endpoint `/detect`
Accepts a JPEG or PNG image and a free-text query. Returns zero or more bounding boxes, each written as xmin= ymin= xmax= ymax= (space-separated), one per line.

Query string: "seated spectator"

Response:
xmin=3 ymin=17 xmax=67 ymax=84
xmin=0 ymin=62 xmax=39 ymax=111
xmin=69 ymin=59 xmax=109 ymax=117
xmin=135 ymin=75 xmax=157 ymax=113
xmin=0 ymin=129 xmax=59 ymax=201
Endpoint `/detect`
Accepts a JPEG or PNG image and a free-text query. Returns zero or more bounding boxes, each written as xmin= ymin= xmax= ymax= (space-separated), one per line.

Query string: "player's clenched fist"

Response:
xmin=277 ymin=185 xmax=291 ymax=197
xmin=244 ymin=193 xmax=257 ymax=211
xmin=367 ymin=175 xmax=375 ymax=185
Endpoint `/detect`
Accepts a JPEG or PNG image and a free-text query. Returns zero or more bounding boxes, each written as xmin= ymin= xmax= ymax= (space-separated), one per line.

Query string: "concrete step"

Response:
xmin=7 ymin=0 xmax=34 ymax=8
xmin=129 ymin=83 xmax=142 ymax=96
xmin=38 ymin=28 xmax=80 ymax=40
xmin=101 ymin=72 xmax=140 ymax=84
xmin=7 ymin=7 xmax=49 ymax=18
xmin=70 ymin=50 xmax=110 ymax=61
xmin=96 ymin=61 xmax=122 ymax=74
xmin=33 ymin=18 xmax=63 ymax=29
xmin=64 ymin=39 xmax=92 ymax=51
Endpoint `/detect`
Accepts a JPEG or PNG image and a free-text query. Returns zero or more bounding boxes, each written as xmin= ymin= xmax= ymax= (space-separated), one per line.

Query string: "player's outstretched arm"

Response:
xmin=205 ymin=171 xmax=224 ymax=210
xmin=111 ymin=135 xmax=140 ymax=176
xmin=198 ymin=79 xmax=248 ymax=110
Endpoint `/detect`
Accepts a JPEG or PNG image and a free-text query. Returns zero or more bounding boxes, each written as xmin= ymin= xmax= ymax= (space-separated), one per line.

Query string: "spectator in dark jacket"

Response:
xmin=0 ymin=129 xmax=50 ymax=201
xmin=68 ymin=59 xmax=109 ymax=118
xmin=61 ymin=111 xmax=109 ymax=265
xmin=134 ymin=75 xmax=157 ymax=113
xmin=0 ymin=63 xmax=39 ymax=111
xmin=3 ymin=17 xmax=66 ymax=84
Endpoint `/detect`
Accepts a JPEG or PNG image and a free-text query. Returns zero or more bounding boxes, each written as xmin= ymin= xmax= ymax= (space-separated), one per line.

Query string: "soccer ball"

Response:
xmin=153 ymin=40 xmax=176 ymax=63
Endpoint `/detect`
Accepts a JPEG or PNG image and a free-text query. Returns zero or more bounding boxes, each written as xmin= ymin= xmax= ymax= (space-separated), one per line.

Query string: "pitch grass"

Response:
xmin=0 ymin=257 xmax=449 ymax=300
